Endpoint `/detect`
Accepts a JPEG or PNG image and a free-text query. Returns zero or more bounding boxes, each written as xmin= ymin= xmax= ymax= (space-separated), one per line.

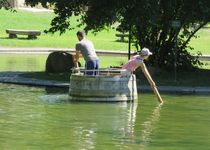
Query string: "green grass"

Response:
xmin=1 ymin=9 xmax=210 ymax=54
xmin=202 ymin=61 xmax=210 ymax=69
xmin=0 ymin=9 xmax=132 ymax=51
xmin=189 ymin=28 xmax=210 ymax=55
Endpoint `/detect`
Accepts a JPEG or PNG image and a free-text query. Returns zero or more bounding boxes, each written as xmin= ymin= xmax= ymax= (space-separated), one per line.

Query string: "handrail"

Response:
xmin=71 ymin=67 xmax=129 ymax=76
xmin=72 ymin=68 xmax=125 ymax=72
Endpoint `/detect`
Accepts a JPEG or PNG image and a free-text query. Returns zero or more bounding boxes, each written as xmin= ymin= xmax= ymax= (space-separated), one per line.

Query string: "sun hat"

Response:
xmin=139 ymin=48 xmax=153 ymax=56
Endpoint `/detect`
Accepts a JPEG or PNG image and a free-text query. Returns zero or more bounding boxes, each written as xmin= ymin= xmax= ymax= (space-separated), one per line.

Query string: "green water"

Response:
xmin=0 ymin=83 xmax=210 ymax=150
xmin=0 ymin=54 xmax=126 ymax=71
xmin=0 ymin=54 xmax=47 ymax=71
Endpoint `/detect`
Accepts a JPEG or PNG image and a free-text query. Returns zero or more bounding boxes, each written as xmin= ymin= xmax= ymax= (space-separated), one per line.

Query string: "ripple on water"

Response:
xmin=1 ymin=83 xmax=210 ymax=149
xmin=39 ymin=94 xmax=69 ymax=104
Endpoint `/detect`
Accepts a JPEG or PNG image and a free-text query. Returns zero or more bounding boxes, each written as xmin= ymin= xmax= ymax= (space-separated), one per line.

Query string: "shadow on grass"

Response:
xmin=0 ymin=37 xmax=38 ymax=40
xmin=114 ymin=39 xmax=129 ymax=43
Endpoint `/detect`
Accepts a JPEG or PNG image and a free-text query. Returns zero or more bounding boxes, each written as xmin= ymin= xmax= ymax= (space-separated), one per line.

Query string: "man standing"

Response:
xmin=75 ymin=30 xmax=99 ymax=75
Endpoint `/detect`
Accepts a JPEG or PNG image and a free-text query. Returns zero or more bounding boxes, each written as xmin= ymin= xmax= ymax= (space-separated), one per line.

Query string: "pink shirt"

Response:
xmin=122 ymin=55 xmax=144 ymax=72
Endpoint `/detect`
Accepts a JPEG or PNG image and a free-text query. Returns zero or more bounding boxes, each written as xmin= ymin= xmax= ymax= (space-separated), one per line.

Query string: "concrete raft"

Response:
xmin=69 ymin=73 xmax=138 ymax=102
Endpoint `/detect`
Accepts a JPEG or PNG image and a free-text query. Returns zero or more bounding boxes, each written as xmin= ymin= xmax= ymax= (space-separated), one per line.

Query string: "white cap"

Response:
xmin=139 ymin=48 xmax=152 ymax=56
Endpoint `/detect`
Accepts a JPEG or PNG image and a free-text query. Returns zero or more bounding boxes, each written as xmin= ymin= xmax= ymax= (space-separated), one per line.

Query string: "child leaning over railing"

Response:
xmin=121 ymin=48 xmax=163 ymax=103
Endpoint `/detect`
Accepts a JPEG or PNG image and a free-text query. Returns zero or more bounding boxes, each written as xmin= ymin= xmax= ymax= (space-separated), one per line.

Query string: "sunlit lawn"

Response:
xmin=0 ymin=9 xmax=132 ymax=51
xmin=0 ymin=9 xmax=210 ymax=55
xmin=189 ymin=28 xmax=210 ymax=55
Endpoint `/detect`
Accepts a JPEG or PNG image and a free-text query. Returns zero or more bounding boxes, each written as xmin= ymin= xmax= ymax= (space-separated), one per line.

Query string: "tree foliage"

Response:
xmin=25 ymin=0 xmax=210 ymax=70
xmin=0 ymin=0 xmax=12 ymax=9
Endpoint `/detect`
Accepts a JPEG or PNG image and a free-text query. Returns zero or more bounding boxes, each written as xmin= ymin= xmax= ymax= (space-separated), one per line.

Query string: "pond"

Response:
xmin=0 ymin=54 xmax=47 ymax=71
xmin=0 ymin=54 xmax=127 ymax=71
xmin=0 ymin=83 xmax=210 ymax=150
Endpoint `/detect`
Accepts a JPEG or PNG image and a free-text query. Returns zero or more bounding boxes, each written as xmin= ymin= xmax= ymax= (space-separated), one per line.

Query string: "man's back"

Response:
xmin=76 ymin=39 xmax=98 ymax=62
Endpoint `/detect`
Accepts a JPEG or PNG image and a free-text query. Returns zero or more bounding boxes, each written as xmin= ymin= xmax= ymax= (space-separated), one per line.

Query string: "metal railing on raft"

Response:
xmin=71 ymin=67 xmax=131 ymax=76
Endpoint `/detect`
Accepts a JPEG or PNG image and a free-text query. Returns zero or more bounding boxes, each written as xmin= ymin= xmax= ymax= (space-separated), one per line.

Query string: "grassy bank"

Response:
xmin=0 ymin=9 xmax=210 ymax=54
xmin=189 ymin=27 xmax=210 ymax=55
xmin=0 ymin=9 xmax=131 ymax=51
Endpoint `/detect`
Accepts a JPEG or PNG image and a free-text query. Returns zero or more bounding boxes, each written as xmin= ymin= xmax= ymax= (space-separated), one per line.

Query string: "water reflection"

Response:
xmin=40 ymin=94 xmax=69 ymax=104
xmin=70 ymin=102 xmax=138 ymax=150
xmin=39 ymin=94 xmax=138 ymax=149
xmin=0 ymin=54 xmax=46 ymax=71
xmin=1 ymin=84 xmax=210 ymax=149
xmin=140 ymin=103 xmax=162 ymax=149
xmin=6 ymin=59 xmax=17 ymax=71
xmin=45 ymin=87 xmax=69 ymax=94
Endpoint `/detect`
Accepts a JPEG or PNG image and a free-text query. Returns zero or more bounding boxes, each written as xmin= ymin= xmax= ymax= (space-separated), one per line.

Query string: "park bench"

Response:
xmin=115 ymin=33 xmax=129 ymax=42
xmin=6 ymin=29 xmax=41 ymax=39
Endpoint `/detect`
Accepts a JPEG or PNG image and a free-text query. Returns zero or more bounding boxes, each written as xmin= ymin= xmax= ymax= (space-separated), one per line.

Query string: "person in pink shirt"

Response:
xmin=122 ymin=48 xmax=163 ymax=103
xmin=122 ymin=48 xmax=152 ymax=73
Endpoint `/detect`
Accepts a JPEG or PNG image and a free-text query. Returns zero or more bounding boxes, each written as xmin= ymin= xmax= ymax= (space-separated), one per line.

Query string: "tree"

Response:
xmin=25 ymin=0 xmax=210 ymax=70
xmin=0 ymin=0 xmax=12 ymax=9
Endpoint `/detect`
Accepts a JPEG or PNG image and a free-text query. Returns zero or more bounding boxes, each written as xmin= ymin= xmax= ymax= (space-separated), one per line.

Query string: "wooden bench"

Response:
xmin=115 ymin=33 xmax=129 ymax=42
xmin=6 ymin=29 xmax=41 ymax=39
